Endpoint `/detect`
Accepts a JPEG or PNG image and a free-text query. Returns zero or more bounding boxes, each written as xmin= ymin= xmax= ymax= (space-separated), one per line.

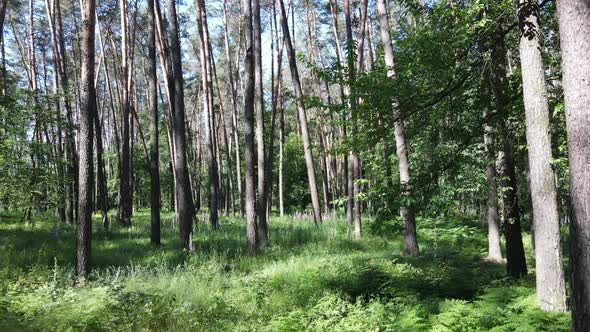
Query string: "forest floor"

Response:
xmin=0 ymin=210 xmax=571 ymax=331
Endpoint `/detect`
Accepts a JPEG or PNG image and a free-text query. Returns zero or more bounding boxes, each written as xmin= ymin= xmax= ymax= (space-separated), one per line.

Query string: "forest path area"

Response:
xmin=0 ymin=210 xmax=570 ymax=331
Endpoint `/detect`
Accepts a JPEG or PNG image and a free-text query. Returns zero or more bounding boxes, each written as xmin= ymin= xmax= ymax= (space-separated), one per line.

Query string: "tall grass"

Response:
xmin=0 ymin=210 xmax=570 ymax=331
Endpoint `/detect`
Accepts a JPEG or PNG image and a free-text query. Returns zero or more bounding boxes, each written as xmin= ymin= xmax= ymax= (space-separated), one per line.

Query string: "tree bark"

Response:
xmin=76 ymin=0 xmax=96 ymax=280
xmin=222 ymin=0 xmax=243 ymax=218
xmin=93 ymin=97 xmax=109 ymax=229
xmin=518 ymin=0 xmax=566 ymax=311
xmin=253 ymin=0 xmax=268 ymax=245
xmin=243 ymin=0 xmax=258 ymax=251
xmin=117 ymin=0 xmax=132 ymax=227
xmin=481 ymin=69 xmax=502 ymax=262
xmin=491 ymin=22 xmax=527 ymax=277
xmin=209 ymin=41 xmax=235 ymax=217
xmin=168 ymin=0 xmax=195 ymax=250
xmin=343 ymin=0 xmax=354 ymax=227
xmin=279 ymin=88 xmax=285 ymax=218
xmin=196 ymin=0 xmax=219 ymax=229
xmin=278 ymin=0 xmax=322 ymax=225
xmin=148 ymin=0 xmax=161 ymax=246
xmin=498 ymin=145 xmax=528 ymax=277
xmin=556 ymin=0 xmax=590 ymax=328
xmin=376 ymin=0 xmax=418 ymax=255
xmin=54 ymin=0 xmax=76 ymax=226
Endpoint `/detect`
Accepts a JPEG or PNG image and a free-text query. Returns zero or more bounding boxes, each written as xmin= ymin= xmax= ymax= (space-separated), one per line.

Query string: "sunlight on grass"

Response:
xmin=0 ymin=210 xmax=570 ymax=331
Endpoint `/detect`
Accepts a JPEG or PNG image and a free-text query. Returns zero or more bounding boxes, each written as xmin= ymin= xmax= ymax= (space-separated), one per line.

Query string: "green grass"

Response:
xmin=0 ymin=210 xmax=571 ymax=331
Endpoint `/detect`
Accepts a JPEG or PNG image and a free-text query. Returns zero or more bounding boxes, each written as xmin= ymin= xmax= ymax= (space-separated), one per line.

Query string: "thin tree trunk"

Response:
xmin=76 ymin=0 xmax=96 ymax=280
xmin=556 ymin=0 xmax=590 ymax=328
xmin=253 ymin=0 xmax=268 ymax=244
xmin=344 ymin=0 xmax=354 ymax=227
xmin=44 ymin=0 xmax=66 ymax=222
xmin=243 ymin=0 xmax=258 ymax=251
xmin=278 ymin=0 xmax=322 ymax=225
xmin=376 ymin=0 xmax=418 ymax=255
xmin=93 ymin=94 xmax=109 ymax=229
xmin=148 ymin=0 xmax=161 ymax=246
xmin=210 ymin=43 xmax=235 ymax=216
xmin=57 ymin=0 xmax=76 ymax=227
xmin=279 ymin=89 xmax=285 ymax=218
xmin=223 ymin=0 xmax=244 ymax=217
xmin=117 ymin=0 xmax=132 ymax=227
xmin=266 ymin=0 xmax=282 ymax=222
xmin=196 ymin=0 xmax=219 ymax=229
xmin=518 ymin=0 xmax=566 ymax=311
xmin=222 ymin=0 xmax=243 ymax=218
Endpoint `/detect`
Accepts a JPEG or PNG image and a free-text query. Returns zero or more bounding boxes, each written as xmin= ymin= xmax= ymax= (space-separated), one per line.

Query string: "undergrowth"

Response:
xmin=0 ymin=210 xmax=571 ymax=331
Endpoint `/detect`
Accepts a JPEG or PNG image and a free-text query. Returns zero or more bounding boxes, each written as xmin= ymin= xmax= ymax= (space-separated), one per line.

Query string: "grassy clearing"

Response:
xmin=0 ymin=210 xmax=570 ymax=331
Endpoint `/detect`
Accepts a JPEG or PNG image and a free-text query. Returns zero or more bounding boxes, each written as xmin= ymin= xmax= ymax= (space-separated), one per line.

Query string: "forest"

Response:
xmin=0 ymin=0 xmax=589 ymax=330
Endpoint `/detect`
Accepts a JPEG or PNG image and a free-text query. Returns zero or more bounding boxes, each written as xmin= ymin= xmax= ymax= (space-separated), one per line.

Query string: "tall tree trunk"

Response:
xmin=376 ymin=0 xmax=418 ymax=255
xmin=491 ymin=23 xmax=527 ymax=277
xmin=243 ymin=0 xmax=258 ymax=251
xmin=222 ymin=0 xmax=243 ymax=218
xmin=518 ymin=0 xmax=566 ymax=311
xmin=209 ymin=41 xmax=235 ymax=217
xmin=148 ymin=0 xmax=161 ymax=246
xmin=196 ymin=0 xmax=219 ymax=229
xmin=266 ymin=0 xmax=282 ymax=222
xmin=93 ymin=98 xmax=109 ymax=229
xmin=252 ymin=0 xmax=268 ymax=244
xmin=481 ymin=69 xmax=502 ymax=262
xmin=0 ymin=0 xmax=7 ymax=88
xmin=44 ymin=0 xmax=66 ymax=222
xmin=57 ymin=0 xmax=76 ymax=227
xmin=343 ymin=0 xmax=354 ymax=227
xmin=0 ymin=0 xmax=5 ymax=46
xmin=278 ymin=0 xmax=322 ymax=224
xmin=168 ymin=0 xmax=195 ymax=250
xmin=279 ymin=90 xmax=285 ymax=218
xmin=117 ymin=0 xmax=132 ymax=227
xmin=328 ymin=1 xmax=348 ymax=208
xmin=556 ymin=0 xmax=590 ymax=328
xmin=76 ymin=0 xmax=96 ymax=280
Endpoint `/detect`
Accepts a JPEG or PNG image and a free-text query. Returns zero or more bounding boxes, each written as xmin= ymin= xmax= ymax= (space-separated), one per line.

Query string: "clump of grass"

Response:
xmin=0 ymin=210 xmax=571 ymax=331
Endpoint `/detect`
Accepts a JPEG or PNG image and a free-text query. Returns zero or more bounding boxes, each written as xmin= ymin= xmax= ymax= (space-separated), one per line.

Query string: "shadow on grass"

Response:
xmin=323 ymin=246 xmax=506 ymax=304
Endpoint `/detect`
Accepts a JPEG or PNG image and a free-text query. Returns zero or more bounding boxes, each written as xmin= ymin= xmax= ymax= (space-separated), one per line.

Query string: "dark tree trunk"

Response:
xmin=148 ymin=0 xmax=161 ymax=246
xmin=491 ymin=19 xmax=527 ymax=278
xmin=344 ymin=0 xmax=354 ymax=227
xmin=0 ymin=0 xmax=7 ymax=88
xmin=168 ymin=0 xmax=195 ymax=250
xmin=55 ymin=0 xmax=76 ymax=227
xmin=76 ymin=0 xmax=96 ymax=280
xmin=498 ymin=145 xmax=528 ymax=277
xmin=253 ymin=0 xmax=268 ymax=246
xmin=117 ymin=0 xmax=132 ymax=227
xmin=93 ymin=103 xmax=109 ymax=229
xmin=556 ymin=0 xmax=590 ymax=328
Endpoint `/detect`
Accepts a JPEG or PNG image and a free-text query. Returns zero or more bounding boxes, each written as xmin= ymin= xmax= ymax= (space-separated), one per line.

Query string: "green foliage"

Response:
xmin=0 ymin=212 xmax=570 ymax=331
xmin=281 ymin=132 xmax=312 ymax=213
